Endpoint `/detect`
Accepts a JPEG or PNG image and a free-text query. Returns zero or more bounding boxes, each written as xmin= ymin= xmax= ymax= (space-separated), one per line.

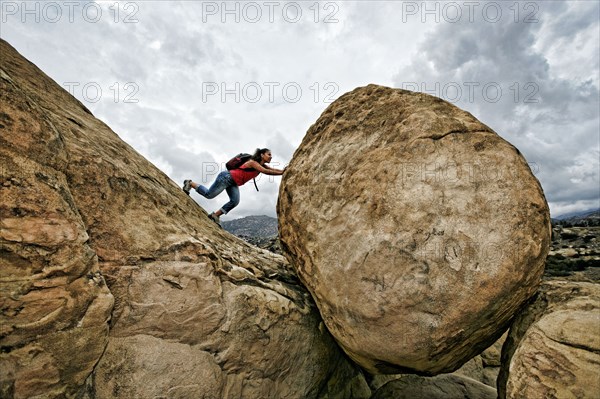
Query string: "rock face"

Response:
xmin=278 ymin=84 xmax=551 ymax=375
xmin=0 ymin=48 xmax=114 ymax=398
xmin=0 ymin=39 xmax=370 ymax=399
xmin=498 ymin=281 xmax=600 ymax=399
xmin=370 ymin=374 xmax=497 ymax=399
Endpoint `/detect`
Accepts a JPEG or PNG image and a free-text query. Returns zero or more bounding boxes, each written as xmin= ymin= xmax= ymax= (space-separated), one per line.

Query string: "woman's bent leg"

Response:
xmin=220 ymin=185 xmax=240 ymax=214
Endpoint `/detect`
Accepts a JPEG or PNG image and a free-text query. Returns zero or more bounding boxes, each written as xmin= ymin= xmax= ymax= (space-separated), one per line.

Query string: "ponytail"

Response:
xmin=251 ymin=148 xmax=270 ymax=162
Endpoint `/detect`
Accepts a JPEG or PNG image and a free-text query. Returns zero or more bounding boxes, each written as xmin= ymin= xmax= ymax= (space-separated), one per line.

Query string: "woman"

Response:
xmin=183 ymin=148 xmax=285 ymax=227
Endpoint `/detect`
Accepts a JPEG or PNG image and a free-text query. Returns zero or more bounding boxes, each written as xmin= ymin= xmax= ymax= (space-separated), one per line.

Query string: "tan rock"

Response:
xmin=482 ymin=367 xmax=500 ymax=388
xmin=370 ymin=374 xmax=497 ymax=399
xmin=93 ymin=258 xmax=370 ymax=399
xmin=499 ymin=281 xmax=600 ymax=399
xmin=0 ymin=46 xmax=114 ymax=398
xmin=94 ymin=335 xmax=225 ymax=399
xmin=557 ymin=248 xmax=579 ymax=257
xmin=370 ymin=330 xmax=506 ymax=392
xmin=0 ymin=39 xmax=370 ymax=398
xmin=278 ymin=84 xmax=551 ymax=375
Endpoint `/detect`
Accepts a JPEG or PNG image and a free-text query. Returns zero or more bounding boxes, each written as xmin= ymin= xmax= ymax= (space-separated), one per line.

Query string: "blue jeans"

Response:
xmin=196 ymin=171 xmax=240 ymax=214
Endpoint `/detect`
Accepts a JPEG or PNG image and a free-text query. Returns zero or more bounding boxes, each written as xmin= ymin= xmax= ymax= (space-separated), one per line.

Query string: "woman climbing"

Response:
xmin=183 ymin=148 xmax=285 ymax=227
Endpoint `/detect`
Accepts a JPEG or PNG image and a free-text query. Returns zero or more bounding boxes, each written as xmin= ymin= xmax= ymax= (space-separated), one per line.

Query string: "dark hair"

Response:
xmin=251 ymin=148 xmax=270 ymax=163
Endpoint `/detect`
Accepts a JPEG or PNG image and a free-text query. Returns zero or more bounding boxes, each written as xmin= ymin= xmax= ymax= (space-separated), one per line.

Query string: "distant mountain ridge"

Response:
xmin=222 ymin=215 xmax=278 ymax=238
xmin=553 ymin=208 xmax=600 ymax=227
xmin=554 ymin=208 xmax=600 ymax=220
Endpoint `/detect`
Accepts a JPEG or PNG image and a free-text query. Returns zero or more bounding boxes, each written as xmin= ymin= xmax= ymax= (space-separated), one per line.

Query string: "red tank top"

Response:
xmin=230 ymin=166 xmax=260 ymax=186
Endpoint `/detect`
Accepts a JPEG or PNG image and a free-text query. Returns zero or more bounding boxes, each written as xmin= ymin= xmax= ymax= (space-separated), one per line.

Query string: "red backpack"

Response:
xmin=226 ymin=153 xmax=259 ymax=191
xmin=226 ymin=153 xmax=252 ymax=170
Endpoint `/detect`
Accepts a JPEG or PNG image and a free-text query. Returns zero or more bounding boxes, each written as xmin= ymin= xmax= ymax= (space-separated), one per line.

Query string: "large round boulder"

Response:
xmin=278 ymin=84 xmax=551 ymax=374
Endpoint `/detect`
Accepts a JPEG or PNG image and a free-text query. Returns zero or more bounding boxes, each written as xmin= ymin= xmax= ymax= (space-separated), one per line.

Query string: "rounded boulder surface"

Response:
xmin=278 ymin=84 xmax=551 ymax=374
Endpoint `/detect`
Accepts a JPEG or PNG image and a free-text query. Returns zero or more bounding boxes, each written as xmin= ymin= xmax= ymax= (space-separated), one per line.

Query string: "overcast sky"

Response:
xmin=2 ymin=0 xmax=598 ymax=219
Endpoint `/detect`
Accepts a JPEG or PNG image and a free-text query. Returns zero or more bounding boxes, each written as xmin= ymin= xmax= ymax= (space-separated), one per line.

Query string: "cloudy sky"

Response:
xmin=2 ymin=0 xmax=599 ymax=219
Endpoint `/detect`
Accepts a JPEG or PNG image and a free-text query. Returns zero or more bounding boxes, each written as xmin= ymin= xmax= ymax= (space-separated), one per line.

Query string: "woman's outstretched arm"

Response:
xmin=245 ymin=160 xmax=286 ymax=175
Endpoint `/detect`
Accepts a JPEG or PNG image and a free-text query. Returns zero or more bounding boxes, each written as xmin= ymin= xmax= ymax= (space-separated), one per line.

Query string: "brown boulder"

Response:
xmin=499 ymin=280 xmax=600 ymax=399
xmin=278 ymin=84 xmax=551 ymax=374
xmin=0 ymin=39 xmax=370 ymax=398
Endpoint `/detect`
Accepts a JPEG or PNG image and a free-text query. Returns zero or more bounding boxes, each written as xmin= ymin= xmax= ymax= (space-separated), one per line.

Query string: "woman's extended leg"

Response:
xmin=192 ymin=172 xmax=228 ymax=199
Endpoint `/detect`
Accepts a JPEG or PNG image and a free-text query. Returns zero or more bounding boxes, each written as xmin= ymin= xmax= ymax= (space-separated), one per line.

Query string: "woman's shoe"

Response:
xmin=208 ymin=212 xmax=222 ymax=228
xmin=183 ymin=180 xmax=192 ymax=195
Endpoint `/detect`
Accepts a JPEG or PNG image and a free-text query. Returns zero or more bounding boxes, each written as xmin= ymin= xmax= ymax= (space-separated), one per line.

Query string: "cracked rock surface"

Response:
xmin=278 ymin=84 xmax=551 ymax=375
xmin=498 ymin=280 xmax=600 ymax=399
xmin=0 ymin=40 xmax=369 ymax=399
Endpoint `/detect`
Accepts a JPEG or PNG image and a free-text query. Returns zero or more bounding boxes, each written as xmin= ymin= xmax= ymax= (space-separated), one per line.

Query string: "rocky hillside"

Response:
xmin=222 ymin=215 xmax=278 ymax=237
xmin=222 ymin=215 xmax=282 ymax=254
